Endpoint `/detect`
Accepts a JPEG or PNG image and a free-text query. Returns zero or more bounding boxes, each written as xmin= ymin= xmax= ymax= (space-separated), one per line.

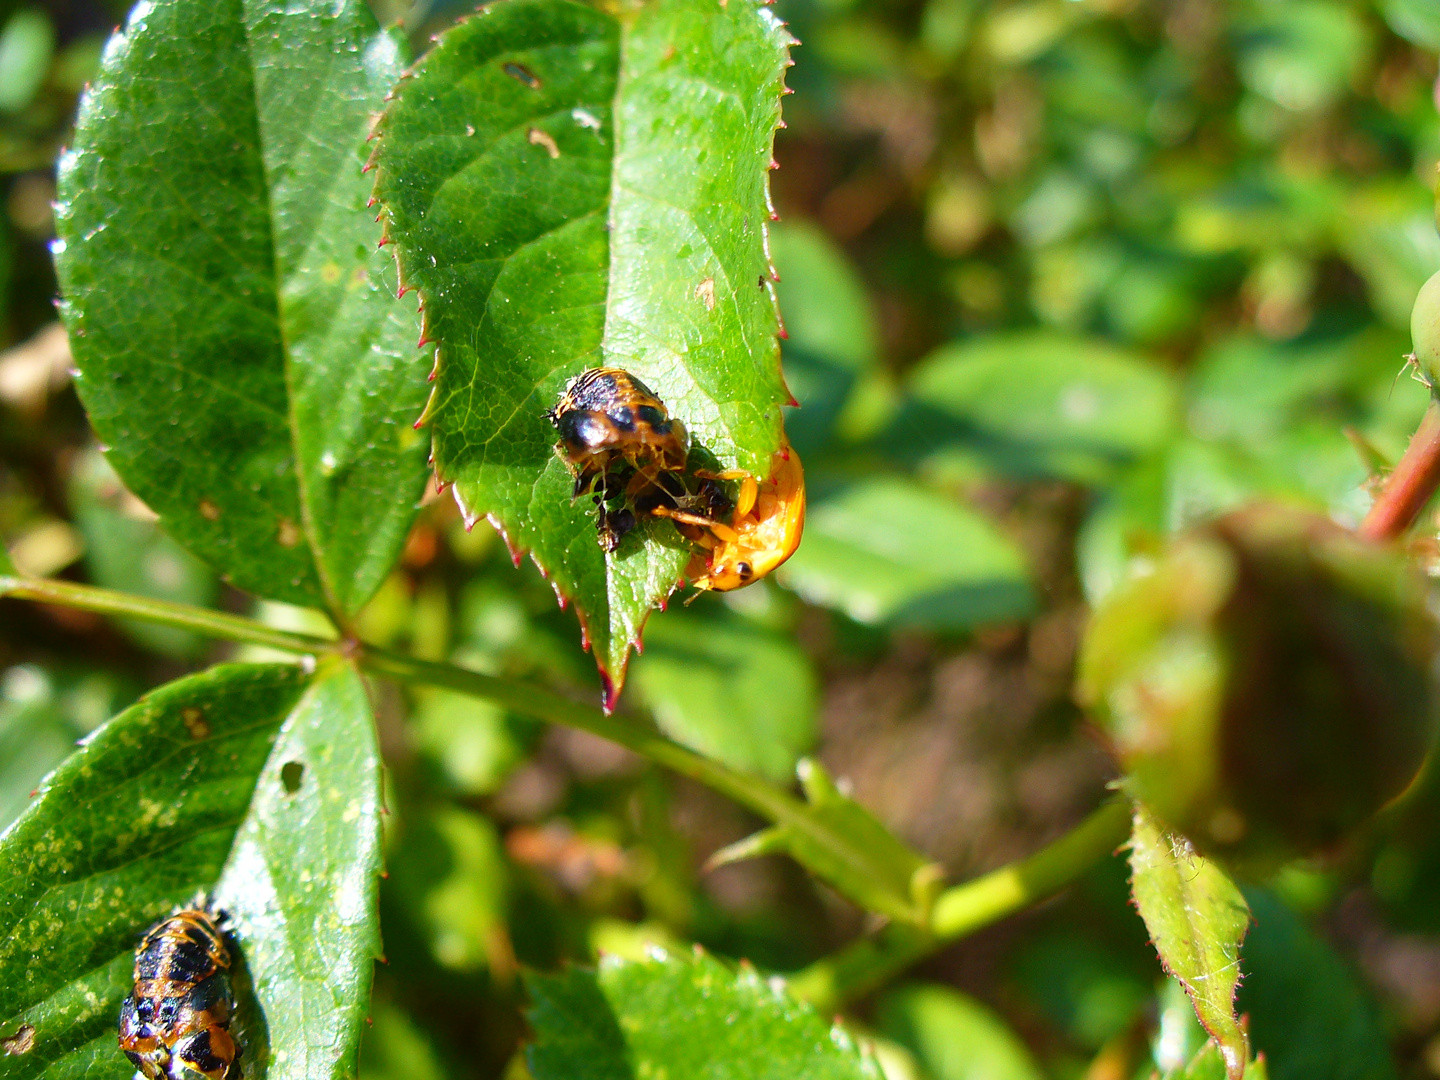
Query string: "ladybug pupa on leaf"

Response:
xmin=546 ymin=367 xmax=689 ymax=498
xmin=118 ymin=907 xmax=242 ymax=1080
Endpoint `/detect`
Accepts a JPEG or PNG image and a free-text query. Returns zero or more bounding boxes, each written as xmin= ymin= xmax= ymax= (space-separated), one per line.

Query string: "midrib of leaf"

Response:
xmin=243 ymin=3 xmax=368 ymax=621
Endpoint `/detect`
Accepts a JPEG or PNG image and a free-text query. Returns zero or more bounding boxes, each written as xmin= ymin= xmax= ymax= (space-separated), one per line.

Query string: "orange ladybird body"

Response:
xmin=118 ymin=909 xmax=241 ymax=1080
xmin=654 ymin=443 xmax=805 ymax=591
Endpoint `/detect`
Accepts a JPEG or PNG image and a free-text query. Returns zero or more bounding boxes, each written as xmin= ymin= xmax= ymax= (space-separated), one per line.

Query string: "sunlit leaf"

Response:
xmin=0 ymin=660 xmax=382 ymax=1080
xmin=371 ymin=0 xmax=794 ymax=693
xmin=55 ymin=0 xmax=428 ymax=616
xmin=770 ymin=221 xmax=878 ymax=454
xmin=901 ymin=332 xmax=1178 ymax=484
xmin=1381 ymin=0 xmax=1440 ymax=48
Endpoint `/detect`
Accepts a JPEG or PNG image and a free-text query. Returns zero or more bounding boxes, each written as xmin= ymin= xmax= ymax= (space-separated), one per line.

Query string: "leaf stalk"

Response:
xmin=784 ymin=796 xmax=1131 ymax=1012
xmin=3 ymin=574 xmax=1131 ymax=1003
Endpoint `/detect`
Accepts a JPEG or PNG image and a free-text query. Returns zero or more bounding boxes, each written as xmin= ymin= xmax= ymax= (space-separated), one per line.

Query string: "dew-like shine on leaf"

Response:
xmin=55 ymin=0 xmax=429 ymax=617
xmin=372 ymin=0 xmax=794 ymax=694
xmin=0 ymin=660 xmax=382 ymax=1080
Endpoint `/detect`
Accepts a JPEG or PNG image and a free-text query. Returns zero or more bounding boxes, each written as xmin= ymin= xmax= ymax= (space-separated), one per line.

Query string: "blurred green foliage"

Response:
xmin=4 ymin=0 xmax=1440 ymax=1076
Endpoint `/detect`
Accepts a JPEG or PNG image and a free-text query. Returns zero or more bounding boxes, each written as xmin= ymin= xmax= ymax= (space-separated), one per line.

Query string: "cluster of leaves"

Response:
xmin=0 ymin=0 xmax=1438 ymax=1077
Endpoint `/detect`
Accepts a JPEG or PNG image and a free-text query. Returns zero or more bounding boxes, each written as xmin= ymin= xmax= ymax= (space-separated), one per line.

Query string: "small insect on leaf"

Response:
xmin=118 ymin=908 xmax=242 ymax=1080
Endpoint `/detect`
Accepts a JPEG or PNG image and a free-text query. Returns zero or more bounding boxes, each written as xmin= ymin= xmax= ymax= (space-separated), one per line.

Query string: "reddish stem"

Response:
xmin=1359 ymin=399 xmax=1440 ymax=542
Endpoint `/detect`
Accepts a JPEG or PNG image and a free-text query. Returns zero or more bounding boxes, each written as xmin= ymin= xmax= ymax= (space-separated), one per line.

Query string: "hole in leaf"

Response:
xmin=280 ymin=761 xmax=304 ymax=794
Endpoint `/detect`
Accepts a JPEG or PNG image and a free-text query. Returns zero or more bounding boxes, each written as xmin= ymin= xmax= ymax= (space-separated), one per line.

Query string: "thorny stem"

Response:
xmin=786 ymin=797 xmax=1132 ymax=1013
xmin=1359 ymin=397 xmax=1440 ymax=542
xmin=1 ymin=574 xmax=1133 ymax=1007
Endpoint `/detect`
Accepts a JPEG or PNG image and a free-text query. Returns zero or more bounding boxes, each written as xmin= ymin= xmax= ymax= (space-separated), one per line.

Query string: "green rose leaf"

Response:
xmin=1129 ymin=803 xmax=1251 ymax=1080
xmin=0 ymin=659 xmax=383 ymax=1080
xmin=631 ymin=609 xmax=817 ymax=783
xmin=371 ymin=0 xmax=794 ymax=699
xmin=55 ymin=0 xmax=429 ymax=618
xmin=525 ymin=951 xmax=881 ymax=1080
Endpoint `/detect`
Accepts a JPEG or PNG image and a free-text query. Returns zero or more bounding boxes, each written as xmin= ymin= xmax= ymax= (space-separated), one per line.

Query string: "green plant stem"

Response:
xmin=0 ymin=576 xmax=813 ymax=835
xmin=1360 ymin=397 xmax=1440 ymax=541
xmin=0 ymin=574 xmax=336 ymax=653
xmin=361 ymin=645 xmax=806 ymax=823
xmin=786 ymin=796 xmax=1131 ymax=1013
xmin=3 ymin=573 xmax=1132 ymax=1000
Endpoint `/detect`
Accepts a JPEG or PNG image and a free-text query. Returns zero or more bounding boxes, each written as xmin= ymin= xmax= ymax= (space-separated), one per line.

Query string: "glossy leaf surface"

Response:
xmin=371 ymin=0 xmax=794 ymax=691
xmin=0 ymin=660 xmax=382 ymax=1080
xmin=526 ymin=951 xmax=880 ymax=1080
xmin=1129 ymin=804 xmax=1250 ymax=1080
xmin=55 ymin=0 xmax=428 ymax=616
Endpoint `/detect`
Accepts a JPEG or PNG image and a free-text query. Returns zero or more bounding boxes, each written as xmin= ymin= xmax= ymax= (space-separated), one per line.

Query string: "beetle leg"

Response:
xmin=649 ymin=506 xmax=741 ymax=543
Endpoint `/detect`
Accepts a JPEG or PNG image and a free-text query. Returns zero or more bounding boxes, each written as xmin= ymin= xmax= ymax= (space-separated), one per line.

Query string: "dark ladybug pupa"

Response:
xmin=118 ymin=908 xmax=241 ymax=1080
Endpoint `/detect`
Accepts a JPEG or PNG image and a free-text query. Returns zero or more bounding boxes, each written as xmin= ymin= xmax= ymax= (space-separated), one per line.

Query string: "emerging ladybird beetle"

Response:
xmin=546 ymin=367 xmax=689 ymax=499
xmin=652 ymin=442 xmax=805 ymax=591
xmin=118 ymin=907 xmax=241 ymax=1080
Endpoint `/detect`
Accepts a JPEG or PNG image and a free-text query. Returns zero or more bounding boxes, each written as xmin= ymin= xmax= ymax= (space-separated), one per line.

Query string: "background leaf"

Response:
xmin=876 ymin=983 xmax=1045 ymax=1080
xmin=779 ymin=477 xmax=1034 ymax=630
xmin=769 ymin=221 xmax=880 ymax=455
xmin=1381 ymin=0 xmax=1440 ymax=48
xmin=55 ymin=0 xmax=427 ymax=616
xmin=371 ymin=0 xmax=794 ymax=691
xmin=0 ymin=659 xmax=383 ymax=1080
xmin=1128 ymin=804 xmax=1250 ymax=1080
xmin=710 ymin=758 xmax=941 ymax=925
xmin=525 ymin=951 xmax=881 ymax=1079
xmin=630 ymin=608 xmax=816 ymax=782
xmin=899 ymin=332 xmax=1178 ymax=484
xmin=1238 ymin=889 xmax=1396 ymax=1080
xmin=67 ymin=446 xmax=218 ymax=657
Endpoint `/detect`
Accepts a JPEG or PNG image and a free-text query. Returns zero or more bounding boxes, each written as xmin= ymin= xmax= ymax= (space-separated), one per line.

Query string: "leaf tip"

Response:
xmin=600 ymin=672 xmax=620 ymax=714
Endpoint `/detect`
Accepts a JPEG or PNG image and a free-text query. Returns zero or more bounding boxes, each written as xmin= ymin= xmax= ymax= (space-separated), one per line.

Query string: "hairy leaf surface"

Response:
xmin=55 ymin=0 xmax=428 ymax=617
xmin=526 ymin=951 xmax=880 ymax=1080
xmin=372 ymin=0 xmax=794 ymax=694
xmin=1129 ymin=804 xmax=1250 ymax=1080
xmin=0 ymin=660 xmax=382 ymax=1080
